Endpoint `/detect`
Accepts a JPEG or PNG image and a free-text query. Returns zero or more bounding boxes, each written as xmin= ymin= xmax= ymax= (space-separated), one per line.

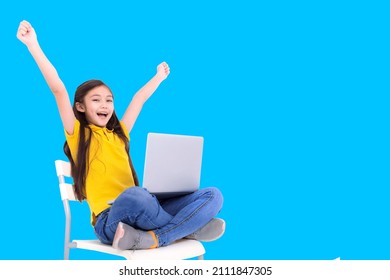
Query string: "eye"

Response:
xmin=92 ymin=99 xmax=100 ymax=102
xmin=107 ymin=99 xmax=113 ymax=103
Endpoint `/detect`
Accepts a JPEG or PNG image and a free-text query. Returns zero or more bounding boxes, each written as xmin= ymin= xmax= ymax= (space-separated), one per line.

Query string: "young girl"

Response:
xmin=17 ymin=20 xmax=224 ymax=250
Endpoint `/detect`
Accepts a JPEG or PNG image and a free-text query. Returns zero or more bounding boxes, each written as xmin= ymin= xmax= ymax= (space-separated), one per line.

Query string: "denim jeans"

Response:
xmin=94 ymin=186 xmax=223 ymax=247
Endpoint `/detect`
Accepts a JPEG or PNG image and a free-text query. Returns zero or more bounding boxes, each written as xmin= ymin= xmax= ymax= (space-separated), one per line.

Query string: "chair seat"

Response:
xmin=73 ymin=239 xmax=205 ymax=260
xmin=56 ymin=159 xmax=206 ymax=260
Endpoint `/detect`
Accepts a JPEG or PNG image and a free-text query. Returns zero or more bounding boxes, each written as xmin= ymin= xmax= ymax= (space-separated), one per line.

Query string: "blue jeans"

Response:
xmin=94 ymin=186 xmax=223 ymax=247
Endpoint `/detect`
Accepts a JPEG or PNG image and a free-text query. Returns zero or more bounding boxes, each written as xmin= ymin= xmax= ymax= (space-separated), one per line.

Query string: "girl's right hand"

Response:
xmin=16 ymin=20 xmax=37 ymax=46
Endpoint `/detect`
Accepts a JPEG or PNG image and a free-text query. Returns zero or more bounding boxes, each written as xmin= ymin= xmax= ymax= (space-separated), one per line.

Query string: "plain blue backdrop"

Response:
xmin=1 ymin=0 xmax=390 ymax=260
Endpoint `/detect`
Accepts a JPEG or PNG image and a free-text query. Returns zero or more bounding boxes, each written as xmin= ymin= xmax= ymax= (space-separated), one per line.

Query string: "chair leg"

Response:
xmin=64 ymin=245 xmax=70 ymax=260
xmin=63 ymin=200 xmax=72 ymax=260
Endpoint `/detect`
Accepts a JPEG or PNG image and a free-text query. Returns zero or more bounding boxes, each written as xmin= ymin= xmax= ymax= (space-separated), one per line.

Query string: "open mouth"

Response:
xmin=97 ymin=113 xmax=108 ymax=118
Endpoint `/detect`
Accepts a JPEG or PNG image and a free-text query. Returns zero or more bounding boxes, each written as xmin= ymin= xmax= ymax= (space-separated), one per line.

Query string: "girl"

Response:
xmin=17 ymin=20 xmax=224 ymax=250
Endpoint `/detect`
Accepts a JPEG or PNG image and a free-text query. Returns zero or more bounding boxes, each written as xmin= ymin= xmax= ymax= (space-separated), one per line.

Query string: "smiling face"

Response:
xmin=76 ymin=85 xmax=114 ymax=127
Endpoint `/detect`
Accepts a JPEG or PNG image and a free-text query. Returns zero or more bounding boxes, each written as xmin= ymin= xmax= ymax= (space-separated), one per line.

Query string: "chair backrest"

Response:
xmin=55 ymin=159 xmax=79 ymax=260
xmin=55 ymin=160 xmax=77 ymax=201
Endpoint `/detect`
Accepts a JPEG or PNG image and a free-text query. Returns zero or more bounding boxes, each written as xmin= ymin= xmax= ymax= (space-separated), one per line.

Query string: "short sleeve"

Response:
xmin=64 ymin=119 xmax=80 ymax=162
xmin=65 ymin=119 xmax=80 ymax=140
xmin=119 ymin=121 xmax=130 ymax=141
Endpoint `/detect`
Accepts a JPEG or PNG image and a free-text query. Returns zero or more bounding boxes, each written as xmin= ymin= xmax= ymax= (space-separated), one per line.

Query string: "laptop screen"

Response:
xmin=142 ymin=133 xmax=204 ymax=197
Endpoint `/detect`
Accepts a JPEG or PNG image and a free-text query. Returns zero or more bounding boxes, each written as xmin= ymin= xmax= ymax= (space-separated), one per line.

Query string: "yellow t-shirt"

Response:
xmin=65 ymin=119 xmax=135 ymax=225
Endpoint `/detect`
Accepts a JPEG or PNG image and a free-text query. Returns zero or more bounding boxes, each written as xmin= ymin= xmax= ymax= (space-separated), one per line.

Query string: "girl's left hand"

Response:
xmin=156 ymin=62 xmax=170 ymax=81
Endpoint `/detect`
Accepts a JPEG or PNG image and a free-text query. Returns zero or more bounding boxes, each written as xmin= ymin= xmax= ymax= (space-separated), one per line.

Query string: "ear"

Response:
xmin=75 ymin=102 xmax=86 ymax=112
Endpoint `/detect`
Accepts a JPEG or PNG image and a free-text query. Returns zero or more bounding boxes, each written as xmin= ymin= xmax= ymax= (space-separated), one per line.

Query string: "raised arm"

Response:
xmin=121 ymin=62 xmax=170 ymax=133
xmin=16 ymin=20 xmax=75 ymax=134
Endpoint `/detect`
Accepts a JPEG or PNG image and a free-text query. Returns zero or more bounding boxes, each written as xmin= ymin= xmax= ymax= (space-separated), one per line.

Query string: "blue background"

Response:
xmin=1 ymin=0 xmax=390 ymax=260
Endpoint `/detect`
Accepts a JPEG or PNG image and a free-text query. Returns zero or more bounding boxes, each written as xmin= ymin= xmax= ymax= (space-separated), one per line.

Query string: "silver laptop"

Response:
xmin=142 ymin=132 xmax=204 ymax=199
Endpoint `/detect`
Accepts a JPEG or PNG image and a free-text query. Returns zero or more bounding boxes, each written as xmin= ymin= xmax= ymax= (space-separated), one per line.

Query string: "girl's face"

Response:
xmin=76 ymin=85 xmax=114 ymax=127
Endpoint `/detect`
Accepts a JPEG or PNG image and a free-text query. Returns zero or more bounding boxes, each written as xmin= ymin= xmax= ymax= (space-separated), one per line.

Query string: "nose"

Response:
xmin=101 ymin=101 xmax=108 ymax=109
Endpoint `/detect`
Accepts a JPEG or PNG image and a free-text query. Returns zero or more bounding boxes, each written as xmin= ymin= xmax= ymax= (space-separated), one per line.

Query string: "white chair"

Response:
xmin=55 ymin=159 xmax=205 ymax=260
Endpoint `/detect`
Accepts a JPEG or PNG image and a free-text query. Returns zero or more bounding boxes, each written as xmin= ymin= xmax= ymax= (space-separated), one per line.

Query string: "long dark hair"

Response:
xmin=63 ymin=79 xmax=139 ymax=201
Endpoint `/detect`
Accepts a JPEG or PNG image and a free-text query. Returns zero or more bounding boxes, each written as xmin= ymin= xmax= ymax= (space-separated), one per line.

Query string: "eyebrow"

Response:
xmin=89 ymin=93 xmax=113 ymax=99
